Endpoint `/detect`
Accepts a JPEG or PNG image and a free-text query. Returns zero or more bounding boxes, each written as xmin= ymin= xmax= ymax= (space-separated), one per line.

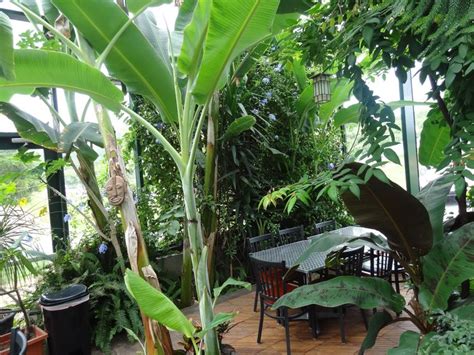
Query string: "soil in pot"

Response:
xmin=0 ymin=311 xmax=15 ymax=336
xmin=0 ymin=325 xmax=48 ymax=355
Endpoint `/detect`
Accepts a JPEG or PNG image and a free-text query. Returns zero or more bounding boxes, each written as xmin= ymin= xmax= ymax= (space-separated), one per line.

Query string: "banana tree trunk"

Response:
xmin=202 ymin=94 xmax=219 ymax=287
xmin=94 ymin=104 xmax=173 ymax=355
xmin=181 ymin=224 xmax=193 ymax=307
xmin=181 ymin=170 xmax=220 ymax=354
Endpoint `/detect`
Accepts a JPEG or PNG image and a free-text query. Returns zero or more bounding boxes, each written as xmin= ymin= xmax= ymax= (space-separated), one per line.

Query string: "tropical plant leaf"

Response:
xmin=124 ymin=269 xmax=195 ymax=337
xmin=177 ymin=0 xmax=211 ymax=76
xmin=419 ymin=109 xmax=451 ymax=168
xmin=294 ymin=230 xmax=389 ymax=268
xmin=419 ymin=222 xmax=474 ymax=313
xmin=60 ymin=122 xmax=103 ymax=157
xmin=221 ymin=115 xmax=256 ymax=141
xmin=415 ymin=174 xmax=454 ymax=244
xmin=192 ymin=0 xmax=279 ymax=104
xmin=387 ymin=330 xmax=421 ymax=355
xmin=213 ymin=277 xmax=251 ymax=302
xmin=196 ymin=312 xmax=237 ymax=338
xmin=359 ymin=311 xmax=393 ymax=354
xmin=277 ymin=0 xmax=312 ymax=14
xmin=272 ymin=276 xmax=405 ymax=313
xmin=52 ymin=0 xmax=178 ymax=122
xmin=0 ymin=11 xmax=15 ymax=80
xmin=341 ymin=162 xmax=433 ymax=259
xmin=319 ymin=79 xmax=353 ymax=122
xmin=233 ymin=41 xmax=270 ymax=82
xmin=0 ymin=49 xmax=123 ymax=111
xmin=175 ymin=0 xmax=197 ymax=32
xmin=0 ymin=102 xmax=58 ymax=149
xmin=450 ymin=302 xmax=474 ymax=321
xmin=126 ymin=0 xmax=171 ymax=13
xmin=296 ymin=84 xmax=315 ymax=117
xmin=333 ymin=103 xmax=362 ymax=127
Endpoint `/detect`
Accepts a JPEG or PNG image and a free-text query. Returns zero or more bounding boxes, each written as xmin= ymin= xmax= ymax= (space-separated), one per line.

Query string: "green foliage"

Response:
xmin=419 ymin=312 xmax=474 ymax=354
xmin=0 ymin=11 xmax=15 ymax=80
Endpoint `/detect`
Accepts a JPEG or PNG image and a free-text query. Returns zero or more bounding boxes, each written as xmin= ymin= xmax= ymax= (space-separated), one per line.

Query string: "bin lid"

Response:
xmin=40 ymin=284 xmax=89 ymax=306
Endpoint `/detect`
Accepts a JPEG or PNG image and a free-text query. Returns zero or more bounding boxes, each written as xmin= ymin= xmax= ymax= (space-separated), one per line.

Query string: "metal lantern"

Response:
xmin=312 ymin=73 xmax=331 ymax=103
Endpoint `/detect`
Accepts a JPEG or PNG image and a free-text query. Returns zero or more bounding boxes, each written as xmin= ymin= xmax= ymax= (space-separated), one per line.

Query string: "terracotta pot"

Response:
xmin=0 ymin=326 xmax=47 ymax=355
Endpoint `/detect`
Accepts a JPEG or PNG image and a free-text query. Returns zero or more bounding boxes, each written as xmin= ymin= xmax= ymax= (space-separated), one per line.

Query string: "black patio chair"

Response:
xmin=250 ymin=257 xmax=316 ymax=355
xmin=248 ymin=233 xmax=277 ymax=311
xmin=318 ymin=246 xmax=368 ymax=342
xmin=277 ymin=225 xmax=304 ymax=246
xmin=9 ymin=327 xmax=27 ymax=355
xmin=313 ymin=220 xmax=336 ymax=235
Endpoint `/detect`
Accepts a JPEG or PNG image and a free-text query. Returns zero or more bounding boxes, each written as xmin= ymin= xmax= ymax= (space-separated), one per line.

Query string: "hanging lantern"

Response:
xmin=312 ymin=73 xmax=331 ymax=103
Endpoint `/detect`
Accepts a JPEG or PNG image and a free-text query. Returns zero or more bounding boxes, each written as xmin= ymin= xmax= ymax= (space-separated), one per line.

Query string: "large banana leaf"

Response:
xmin=191 ymin=0 xmax=279 ymax=104
xmin=415 ymin=174 xmax=454 ymax=244
xmin=60 ymin=122 xmax=103 ymax=157
xmin=341 ymin=163 xmax=433 ymax=259
xmin=0 ymin=11 xmax=15 ymax=80
xmin=0 ymin=102 xmax=58 ymax=149
xmin=52 ymin=0 xmax=178 ymax=122
xmin=175 ymin=0 xmax=197 ymax=32
xmin=0 ymin=49 xmax=123 ymax=110
xmin=124 ymin=269 xmax=195 ymax=337
xmin=272 ymin=276 xmax=405 ymax=313
xmin=419 ymin=222 xmax=474 ymax=313
xmin=126 ymin=0 xmax=171 ymax=13
xmin=177 ymin=0 xmax=211 ymax=77
xmin=221 ymin=115 xmax=256 ymax=142
xmin=419 ymin=108 xmax=451 ymax=168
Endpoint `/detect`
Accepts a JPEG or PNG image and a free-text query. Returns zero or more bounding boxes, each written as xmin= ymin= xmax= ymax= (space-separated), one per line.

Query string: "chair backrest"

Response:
xmin=314 ymin=220 xmax=336 ymax=235
xmin=278 ymin=225 xmax=304 ymax=246
xmin=248 ymin=233 xmax=275 ymax=253
xmin=368 ymin=249 xmax=393 ymax=278
xmin=336 ymin=246 xmax=365 ymax=277
xmin=250 ymin=257 xmax=289 ymax=304
xmin=9 ymin=328 xmax=27 ymax=355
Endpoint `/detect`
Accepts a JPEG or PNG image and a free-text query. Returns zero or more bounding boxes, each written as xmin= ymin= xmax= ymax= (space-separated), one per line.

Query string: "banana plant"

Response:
xmin=0 ymin=0 xmax=281 ymax=353
xmin=272 ymin=163 xmax=474 ymax=353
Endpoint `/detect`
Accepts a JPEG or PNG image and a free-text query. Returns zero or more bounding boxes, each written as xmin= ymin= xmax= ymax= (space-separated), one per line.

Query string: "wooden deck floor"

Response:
xmin=96 ymin=284 xmax=417 ymax=354
xmin=181 ymin=287 xmax=417 ymax=355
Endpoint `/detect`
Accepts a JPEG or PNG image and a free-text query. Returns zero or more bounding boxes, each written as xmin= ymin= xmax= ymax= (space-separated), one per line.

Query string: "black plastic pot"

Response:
xmin=0 ymin=309 xmax=15 ymax=335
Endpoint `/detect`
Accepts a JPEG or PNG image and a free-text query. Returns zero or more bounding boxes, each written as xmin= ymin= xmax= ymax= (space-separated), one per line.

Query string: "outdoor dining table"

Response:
xmin=249 ymin=226 xmax=384 ymax=284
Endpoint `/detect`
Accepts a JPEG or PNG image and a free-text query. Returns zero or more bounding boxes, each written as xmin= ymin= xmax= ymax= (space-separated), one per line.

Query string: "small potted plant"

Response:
xmin=0 ymin=242 xmax=48 ymax=354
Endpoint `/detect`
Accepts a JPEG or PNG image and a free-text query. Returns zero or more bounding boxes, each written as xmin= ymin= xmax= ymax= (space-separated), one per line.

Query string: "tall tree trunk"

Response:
xmin=94 ymin=104 xmax=173 ymax=355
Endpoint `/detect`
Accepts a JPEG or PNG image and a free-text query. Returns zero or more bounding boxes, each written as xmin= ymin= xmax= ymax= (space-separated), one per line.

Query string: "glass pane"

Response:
xmin=0 ymin=149 xmax=53 ymax=254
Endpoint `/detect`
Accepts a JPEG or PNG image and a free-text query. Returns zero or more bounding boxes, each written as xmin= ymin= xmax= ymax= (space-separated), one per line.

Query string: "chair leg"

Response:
xmin=283 ymin=308 xmax=291 ymax=355
xmin=309 ymin=306 xmax=318 ymax=338
xmin=361 ymin=309 xmax=368 ymax=330
xmin=257 ymin=298 xmax=264 ymax=344
xmin=338 ymin=307 xmax=346 ymax=343
xmin=394 ymin=270 xmax=400 ymax=293
xmin=253 ymin=285 xmax=259 ymax=312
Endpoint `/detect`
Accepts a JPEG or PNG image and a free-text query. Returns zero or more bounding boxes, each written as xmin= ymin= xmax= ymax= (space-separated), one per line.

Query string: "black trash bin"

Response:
xmin=40 ymin=284 xmax=91 ymax=355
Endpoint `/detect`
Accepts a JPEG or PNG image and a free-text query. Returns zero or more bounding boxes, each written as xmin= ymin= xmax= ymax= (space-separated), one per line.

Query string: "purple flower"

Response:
xmin=262 ymin=77 xmax=270 ymax=85
xmin=63 ymin=214 xmax=72 ymax=223
xmin=155 ymin=138 xmax=161 ymax=144
xmin=328 ymin=163 xmax=335 ymax=170
xmin=154 ymin=122 xmax=166 ymax=130
xmin=274 ymin=63 xmax=283 ymax=72
xmin=259 ymin=98 xmax=268 ymax=106
xmin=251 ymin=109 xmax=259 ymax=115
xmin=265 ymin=91 xmax=273 ymax=99
xmin=269 ymin=114 xmax=277 ymax=121
xmin=98 ymin=242 xmax=108 ymax=254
